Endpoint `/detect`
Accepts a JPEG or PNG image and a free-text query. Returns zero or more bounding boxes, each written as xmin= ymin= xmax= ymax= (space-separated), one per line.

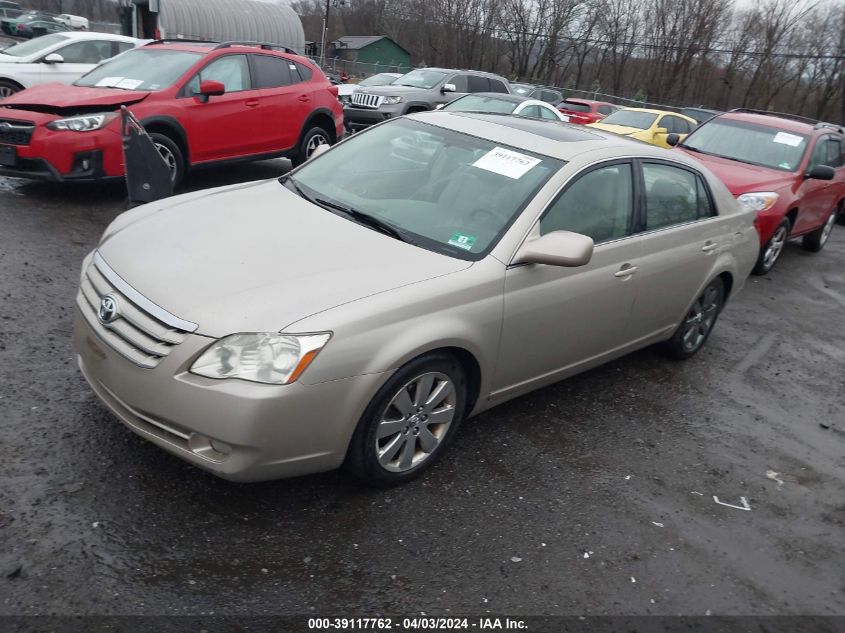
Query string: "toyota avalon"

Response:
xmin=73 ymin=112 xmax=759 ymax=486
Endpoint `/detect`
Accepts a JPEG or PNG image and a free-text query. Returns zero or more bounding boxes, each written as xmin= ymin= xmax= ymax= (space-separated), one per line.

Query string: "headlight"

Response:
xmin=191 ymin=333 xmax=331 ymax=385
xmin=340 ymin=95 xmax=351 ymax=104
xmin=47 ymin=113 xmax=118 ymax=132
xmin=736 ymin=192 xmax=779 ymax=212
xmin=382 ymin=96 xmax=403 ymax=105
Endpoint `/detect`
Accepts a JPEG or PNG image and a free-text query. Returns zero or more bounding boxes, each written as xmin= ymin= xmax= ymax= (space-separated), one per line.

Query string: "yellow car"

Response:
xmin=587 ymin=108 xmax=698 ymax=148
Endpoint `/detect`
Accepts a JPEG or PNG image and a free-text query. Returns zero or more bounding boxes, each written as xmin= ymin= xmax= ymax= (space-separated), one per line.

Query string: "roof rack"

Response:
xmin=212 ymin=41 xmax=297 ymax=54
xmin=728 ymin=107 xmax=818 ymax=126
xmin=814 ymin=121 xmax=845 ymax=134
xmin=145 ymin=38 xmax=216 ymax=46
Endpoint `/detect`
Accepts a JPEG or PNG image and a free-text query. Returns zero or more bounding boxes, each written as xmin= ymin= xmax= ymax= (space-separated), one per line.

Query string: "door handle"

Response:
xmin=701 ymin=241 xmax=719 ymax=253
xmin=615 ymin=264 xmax=639 ymax=278
xmin=298 ymin=94 xmax=310 ymax=102
xmin=245 ymin=99 xmax=260 ymax=108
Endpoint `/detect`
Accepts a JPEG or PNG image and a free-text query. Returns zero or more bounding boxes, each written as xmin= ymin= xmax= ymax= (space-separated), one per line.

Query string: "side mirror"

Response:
xmin=441 ymin=83 xmax=456 ymax=93
xmin=806 ymin=164 xmax=834 ymax=180
xmin=43 ymin=53 xmax=64 ymax=64
xmin=196 ymin=79 xmax=225 ymax=102
xmin=513 ymin=231 xmax=594 ymax=267
xmin=654 ymin=127 xmax=668 ymax=136
xmin=666 ymin=133 xmax=681 ymax=147
xmin=435 ymin=104 xmax=444 ymax=110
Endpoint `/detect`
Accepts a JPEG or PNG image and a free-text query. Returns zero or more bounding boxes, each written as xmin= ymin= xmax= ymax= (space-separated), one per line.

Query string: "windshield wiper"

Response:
xmin=315 ymin=197 xmax=411 ymax=243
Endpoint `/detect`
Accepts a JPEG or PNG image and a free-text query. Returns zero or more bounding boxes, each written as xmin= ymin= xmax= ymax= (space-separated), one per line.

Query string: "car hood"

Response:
xmin=0 ymin=83 xmax=149 ymax=111
xmin=674 ymin=148 xmax=795 ymax=194
xmin=97 ymin=180 xmax=472 ymax=337
xmin=0 ymin=53 xmax=27 ymax=63
xmin=588 ymin=123 xmax=642 ymax=136
xmin=356 ymin=84 xmax=429 ymax=96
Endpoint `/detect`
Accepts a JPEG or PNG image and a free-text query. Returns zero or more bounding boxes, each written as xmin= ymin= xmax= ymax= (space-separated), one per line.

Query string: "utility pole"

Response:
xmin=320 ymin=0 xmax=331 ymax=68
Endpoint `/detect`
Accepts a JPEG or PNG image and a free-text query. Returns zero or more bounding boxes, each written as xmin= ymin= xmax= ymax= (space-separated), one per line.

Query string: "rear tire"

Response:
xmin=663 ymin=277 xmax=725 ymax=360
xmin=296 ymin=126 xmax=332 ymax=164
xmin=803 ymin=208 xmax=837 ymax=252
xmin=149 ymin=132 xmax=185 ymax=188
xmin=344 ymin=353 xmax=467 ymax=487
xmin=752 ymin=218 xmax=790 ymax=275
xmin=0 ymin=79 xmax=22 ymax=99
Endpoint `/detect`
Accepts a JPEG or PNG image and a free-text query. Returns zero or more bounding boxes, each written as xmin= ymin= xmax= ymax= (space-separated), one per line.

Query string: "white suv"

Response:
xmin=0 ymin=31 xmax=141 ymax=97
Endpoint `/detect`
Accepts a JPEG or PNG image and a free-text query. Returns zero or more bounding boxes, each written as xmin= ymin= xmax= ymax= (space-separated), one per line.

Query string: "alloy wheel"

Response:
xmin=153 ymin=142 xmax=178 ymax=182
xmin=305 ymin=133 xmax=328 ymax=158
xmin=375 ymin=372 xmax=456 ymax=473
xmin=820 ymin=212 xmax=836 ymax=245
xmin=763 ymin=225 xmax=788 ymax=270
xmin=681 ymin=285 xmax=721 ymax=353
xmin=0 ymin=86 xmax=17 ymax=98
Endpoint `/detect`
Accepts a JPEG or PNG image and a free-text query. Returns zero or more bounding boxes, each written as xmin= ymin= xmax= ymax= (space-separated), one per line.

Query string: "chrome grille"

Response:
xmin=0 ymin=118 xmax=35 ymax=145
xmin=76 ymin=253 xmax=195 ymax=369
xmin=351 ymin=92 xmax=383 ymax=109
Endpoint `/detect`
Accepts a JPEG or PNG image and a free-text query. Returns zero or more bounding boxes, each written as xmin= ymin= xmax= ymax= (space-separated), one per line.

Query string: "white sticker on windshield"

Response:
xmin=116 ymin=78 xmax=143 ymax=90
xmin=95 ymin=76 xmax=123 ymax=87
xmin=472 ymin=147 xmax=541 ymax=179
xmin=773 ymin=132 xmax=803 ymax=147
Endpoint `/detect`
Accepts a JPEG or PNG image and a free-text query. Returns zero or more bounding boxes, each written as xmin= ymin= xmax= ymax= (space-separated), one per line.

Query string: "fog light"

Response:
xmin=188 ymin=433 xmax=232 ymax=462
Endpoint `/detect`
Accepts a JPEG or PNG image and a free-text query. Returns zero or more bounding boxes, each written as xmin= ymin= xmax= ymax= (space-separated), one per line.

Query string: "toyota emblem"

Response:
xmin=98 ymin=294 xmax=119 ymax=324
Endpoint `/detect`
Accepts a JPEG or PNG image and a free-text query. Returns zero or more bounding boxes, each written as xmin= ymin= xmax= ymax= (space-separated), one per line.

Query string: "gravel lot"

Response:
xmin=0 ymin=163 xmax=843 ymax=617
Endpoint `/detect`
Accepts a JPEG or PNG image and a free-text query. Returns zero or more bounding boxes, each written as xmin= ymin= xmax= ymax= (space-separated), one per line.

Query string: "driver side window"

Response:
xmin=540 ymin=163 xmax=634 ymax=244
xmin=185 ymin=54 xmax=251 ymax=95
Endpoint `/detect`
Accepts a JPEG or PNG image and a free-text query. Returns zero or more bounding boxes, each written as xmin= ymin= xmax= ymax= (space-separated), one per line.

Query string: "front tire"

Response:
xmin=753 ymin=218 xmax=790 ymax=275
xmin=344 ymin=353 xmax=467 ymax=487
xmin=664 ymin=277 xmax=725 ymax=360
xmin=149 ymin=132 xmax=185 ymax=188
xmin=802 ymin=208 xmax=837 ymax=252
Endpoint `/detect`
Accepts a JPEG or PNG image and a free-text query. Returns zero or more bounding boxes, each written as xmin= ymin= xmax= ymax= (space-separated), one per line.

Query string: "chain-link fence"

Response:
xmin=308 ymin=56 xmax=414 ymax=80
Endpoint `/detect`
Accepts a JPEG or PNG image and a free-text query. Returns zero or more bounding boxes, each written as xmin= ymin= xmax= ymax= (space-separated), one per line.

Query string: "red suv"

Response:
xmin=0 ymin=41 xmax=343 ymax=185
xmin=671 ymin=109 xmax=844 ymax=274
xmin=557 ymin=98 xmax=617 ymax=124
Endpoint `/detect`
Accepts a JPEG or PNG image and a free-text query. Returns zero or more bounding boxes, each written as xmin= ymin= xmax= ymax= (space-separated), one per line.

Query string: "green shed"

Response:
xmin=328 ymin=36 xmax=411 ymax=72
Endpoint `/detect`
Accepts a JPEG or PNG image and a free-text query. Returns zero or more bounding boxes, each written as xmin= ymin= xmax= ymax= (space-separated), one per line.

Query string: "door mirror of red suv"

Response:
xmin=196 ymin=80 xmax=226 ymax=102
xmin=806 ymin=164 xmax=835 ymax=181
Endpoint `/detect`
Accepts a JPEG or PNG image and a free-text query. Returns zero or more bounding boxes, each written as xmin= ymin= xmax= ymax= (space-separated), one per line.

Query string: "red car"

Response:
xmin=557 ymin=98 xmax=617 ymax=124
xmin=0 ymin=41 xmax=343 ymax=185
xmin=671 ymin=109 xmax=844 ymax=274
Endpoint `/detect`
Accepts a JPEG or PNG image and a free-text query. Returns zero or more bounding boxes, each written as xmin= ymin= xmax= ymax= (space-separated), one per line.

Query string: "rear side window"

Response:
xmin=643 ymin=163 xmax=712 ymax=230
xmin=518 ymin=105 xmax=542 ymax=119
xmin=538 ymin=106 xmax=558 ymax=121
xmin=488 ymin=79 xmax=509 ymax=94
xmin=541 ymin=163 xmax=634 ymax=244
xmin=292 ymin=60 xmax=312 ymax=82
xmin=467 ymin=75 xmax=490 ymax=92
xmin=252 ymin=54 xmax=294 ymax=88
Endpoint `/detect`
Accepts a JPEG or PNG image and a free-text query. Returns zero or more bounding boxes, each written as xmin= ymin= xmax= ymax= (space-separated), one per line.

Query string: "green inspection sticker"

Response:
xmin=447 ymin=232 xmax=477 ymax=250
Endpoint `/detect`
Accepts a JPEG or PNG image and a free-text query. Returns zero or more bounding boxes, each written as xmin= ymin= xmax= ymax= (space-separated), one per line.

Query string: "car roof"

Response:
xmin=453 ymin=92 xmax=530 ymax=104
xmin=715 ymin=111 xmax=818 ymax=135
xmin=55 ymin=31 xmax=139 ymax=43
xmin=142 ymin=41 xmax=305 ymax=57
xmin=416 ymin=67 xmax=508 ymax=80
xmin=407 ymin=110 xmax=699 ymax=165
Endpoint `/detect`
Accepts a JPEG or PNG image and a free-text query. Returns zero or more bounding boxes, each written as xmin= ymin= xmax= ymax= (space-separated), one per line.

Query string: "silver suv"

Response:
xmin=343 ymin=67 xmax=511 ymax=132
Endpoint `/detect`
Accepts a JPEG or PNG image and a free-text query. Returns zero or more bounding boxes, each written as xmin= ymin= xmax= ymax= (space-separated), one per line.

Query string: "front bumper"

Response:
xmin=343 ymin=104 xmax=403 ymax=131
xmin=0 ymin=123 xmax=124 ymax=182
xmin=73 ymin=307 xmax=389 ymax=482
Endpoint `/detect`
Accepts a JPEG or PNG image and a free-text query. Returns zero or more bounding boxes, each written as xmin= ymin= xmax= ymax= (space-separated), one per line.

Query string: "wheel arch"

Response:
xmin=139 ymin=116 xmax=189 ymax=165
xmin=0 ymin=76 xmax=25 ymax=91
xmin=301 ymin=108 xmax=339 ymax=144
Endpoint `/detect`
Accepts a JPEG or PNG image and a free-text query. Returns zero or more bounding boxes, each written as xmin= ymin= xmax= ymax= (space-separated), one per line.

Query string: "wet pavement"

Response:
xmin=0 ymin=163 xmax=843 ymax=617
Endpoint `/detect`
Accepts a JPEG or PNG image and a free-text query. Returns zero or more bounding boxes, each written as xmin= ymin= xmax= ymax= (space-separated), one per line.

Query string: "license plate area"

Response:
xmin=0 ymin=145 xmax=16 ymax=167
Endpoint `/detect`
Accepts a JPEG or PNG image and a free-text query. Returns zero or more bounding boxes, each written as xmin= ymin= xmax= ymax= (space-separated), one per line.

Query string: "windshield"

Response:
xmin=75 ymin=49 xmax=201 ymax=90
xmin=1 ymin=33 xmax=67 ymax=57
xmin=288 ymin=119 xmax=561 ymax=259
xmin=442 ymin=95 xmax=517 ymax=114
xmin=682 ymin=119 xmax=808 ymax=172
xmin=394 ymin=69 xmax=447 ymax=89
xmin=599 ymin=110 xmax=657 ymax=129
xmin=359 ymin=73 xmax=398 ymax=87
